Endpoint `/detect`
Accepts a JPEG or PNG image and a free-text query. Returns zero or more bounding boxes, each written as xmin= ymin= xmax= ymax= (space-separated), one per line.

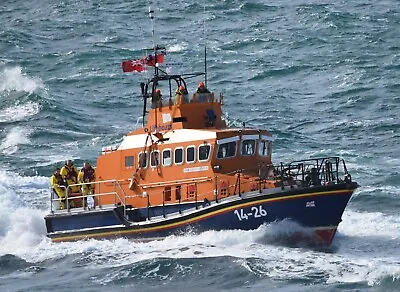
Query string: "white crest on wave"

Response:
xmin=0 ymin=126 xmax=32 ymax=155
xmin=168 ymin=43 xmax=186 ymax=52
xmin=0 ymin=101 xmax=40 ymax=123
xmin=0 ymin=169 xmax=48 ymax=256
xmin=0 ymin=66 xmax=44 ymax=93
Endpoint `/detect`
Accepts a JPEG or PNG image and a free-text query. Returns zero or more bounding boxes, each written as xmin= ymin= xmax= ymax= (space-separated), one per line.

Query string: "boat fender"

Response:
xmin=203 ymin=197 xmax=211 ymax=207
xmin=51 ymin=191 xmax=61 ymax=211
xmin=87 ymin=195 xmax=95 ymax=210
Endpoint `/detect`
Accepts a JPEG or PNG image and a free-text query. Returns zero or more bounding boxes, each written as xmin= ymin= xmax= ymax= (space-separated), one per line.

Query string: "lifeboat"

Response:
xmin=44 ymin=46 xmax=358 ymax=247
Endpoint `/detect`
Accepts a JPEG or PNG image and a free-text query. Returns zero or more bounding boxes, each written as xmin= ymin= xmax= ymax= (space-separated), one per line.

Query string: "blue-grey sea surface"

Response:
xmin=0 ymin=0 xmax=399 ymax=291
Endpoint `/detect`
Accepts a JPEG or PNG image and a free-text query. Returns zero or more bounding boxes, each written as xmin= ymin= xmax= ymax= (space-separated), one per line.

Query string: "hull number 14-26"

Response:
xmin=234 ymin=205 xmax=267 ymax=221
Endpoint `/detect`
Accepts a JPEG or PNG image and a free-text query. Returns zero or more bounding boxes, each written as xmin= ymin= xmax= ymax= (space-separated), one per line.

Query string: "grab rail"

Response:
xmin=49 ymin=157 xmax=354 ymax=221
xmin=50 ymin=179 xmax=128 ymax=214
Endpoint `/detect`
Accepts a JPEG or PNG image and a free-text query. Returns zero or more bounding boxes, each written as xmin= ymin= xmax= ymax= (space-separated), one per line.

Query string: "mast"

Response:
xmin=148 ymin=6 xmax=157 ymax=77
xmin=203 ymin=0 xmax=207 ymax=87
xmin=148 ymin=5 xmax=159 ymax=132
xmin=140 ymin=7 xmax=156 ymax=128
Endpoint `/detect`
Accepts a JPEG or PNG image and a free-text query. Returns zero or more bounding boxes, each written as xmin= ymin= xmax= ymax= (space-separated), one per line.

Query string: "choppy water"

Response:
xmin=0 ymin=0 xmax=399 ymax=291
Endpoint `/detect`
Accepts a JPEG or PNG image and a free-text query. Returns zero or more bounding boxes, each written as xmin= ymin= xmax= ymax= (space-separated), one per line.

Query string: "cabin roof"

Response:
xmin=118 ymin=129 xmax=218 ymax=150
xmin=117 ymin=127 xmax=273 ymax=151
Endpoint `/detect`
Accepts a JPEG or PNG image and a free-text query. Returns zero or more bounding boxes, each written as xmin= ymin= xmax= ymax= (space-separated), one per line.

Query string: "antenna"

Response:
xmin=148 ymin=6 xmax=158 ymax=77
xmin=203 ymin=0 xmax=207 ymax=87
xmin=149 ymin=6 xmax=155 ymax=49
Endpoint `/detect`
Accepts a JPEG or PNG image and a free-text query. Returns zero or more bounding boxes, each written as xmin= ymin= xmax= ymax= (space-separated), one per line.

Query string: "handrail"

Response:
xmin=50 ymin=156 xmax=353 ymax=222
xmin=50 ymin=179 xmax=129 ymax=214
xmin=281 ymin=157 xmax=351 ymax=186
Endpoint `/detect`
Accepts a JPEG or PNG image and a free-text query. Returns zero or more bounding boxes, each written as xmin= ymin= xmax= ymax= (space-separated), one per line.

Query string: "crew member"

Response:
xmin=60 ymin=159 xmax=81 ymax=195
xmin=50 ymin=167 xmax=66 ymax=210
xmin=151 ymin=89 xmax=162 ymax=108
xmin=78 ymin=162 xmax=96 ymax=196
xmin=175 ymin=85 xmax=186 ymax=104
xmin=197 ymin=81 xmax=210 ymax=93
xmin=193 ymin=81 xmax=211 ymax=102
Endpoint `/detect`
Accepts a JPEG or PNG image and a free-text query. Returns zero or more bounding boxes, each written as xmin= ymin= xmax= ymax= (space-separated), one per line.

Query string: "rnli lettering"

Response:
xmin=234 ymin=206 xmax=267 ymax=221
xmin=150 ymin=123 xmax=172 ymax=132
xmin=306 ymin=201 xmax=315 ymax=207
xmin=183 ymin=166 xmax=209 ymax=173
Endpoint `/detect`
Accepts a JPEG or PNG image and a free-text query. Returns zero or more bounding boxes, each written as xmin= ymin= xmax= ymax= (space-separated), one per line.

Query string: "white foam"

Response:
xmin=0 ymin=66 xmax=44 ymax=93
xmin=0 ymin=101 xmax=41 ymax=123
xmin=0 ymin=207 xmax=48 ymax=255
xmin=0 ymin=126 xmax=32 ymax=155
xmin=361 ymin=185 xmax=399 ymax=196
xmin=327 ymin=259 xmax=400 ymax=286
xmin=168 ymin=43 xmax=186 ymax=52
xmin=0 ymin=170 xmax=49 ymax=255
xmin=339 ymin=210 xmax=400 ymax=239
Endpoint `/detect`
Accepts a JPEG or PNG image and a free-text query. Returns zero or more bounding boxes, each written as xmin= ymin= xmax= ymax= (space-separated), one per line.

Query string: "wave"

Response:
xmin=0 ymin=66 xmax=44 ymax=93
xmin=0 ymin=66 xmax=45 ymax=131
xmin=0 ymin=170 xmax=48 ymax=257
xmin=0 ymin=126 xmax=32 ymax=155
xmin=0 ymin=101 xmax=40 ymax=123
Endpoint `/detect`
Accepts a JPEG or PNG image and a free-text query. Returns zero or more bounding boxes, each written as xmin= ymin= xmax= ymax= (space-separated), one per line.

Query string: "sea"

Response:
xmin=0 ymin=0 xmax=399 ymax=291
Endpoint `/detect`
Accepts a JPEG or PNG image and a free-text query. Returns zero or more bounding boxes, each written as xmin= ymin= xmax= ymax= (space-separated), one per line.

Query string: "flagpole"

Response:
xmin=203 ymin=0 xmax=207 ymax=87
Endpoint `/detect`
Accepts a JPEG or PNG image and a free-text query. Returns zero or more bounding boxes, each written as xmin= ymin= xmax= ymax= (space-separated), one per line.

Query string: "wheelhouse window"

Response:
xmin=241 ymin=139 xmax=256 ymax=156
xmin=125 ymin=156 xmax=134 ymax=168
xmin=162 ymin=149 xmax=172 ymax=166
xmin=150 ymin=151 xmax=160 ymax=167
xmin=174 ymin=147 xmax=184 ymax=165
xmin=258 ymin=140 xmax=270 ymax=156
xmin=138 ymin=152 xmax=148 ymax=168
xmin=199 ymin=144 xmax=211 ymax=162
xmin=217 ymin=141 xmax=236 ymax=159
xmin=186 ymin=146 xmax=195 ymax=164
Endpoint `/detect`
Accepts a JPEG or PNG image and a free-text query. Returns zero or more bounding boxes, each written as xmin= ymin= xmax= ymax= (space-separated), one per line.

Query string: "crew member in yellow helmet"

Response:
xmin=50 ymin=167 xmax=66 ymax=209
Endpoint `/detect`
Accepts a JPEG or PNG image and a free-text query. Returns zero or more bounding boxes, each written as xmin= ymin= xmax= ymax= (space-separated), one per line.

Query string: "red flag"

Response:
xmin=122 ymin=60 xmax=145 ymax=72
xmin=122 ymin=52 xmax=166 ymax=72
xmin=156 ymin=54 xmax=164 ymax=64
xmin=144 ymin=54 xmax=165 ymax=66
xmin=122 ymin=60 xmax=134 ymax=72
xmin=132 ymin=63 xmax=144 ymax=72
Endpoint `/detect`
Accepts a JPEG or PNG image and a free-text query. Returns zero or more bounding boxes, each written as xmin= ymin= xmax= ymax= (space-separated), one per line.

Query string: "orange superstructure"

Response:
xmin=95 ymin=77 xmax=274 ymax=210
